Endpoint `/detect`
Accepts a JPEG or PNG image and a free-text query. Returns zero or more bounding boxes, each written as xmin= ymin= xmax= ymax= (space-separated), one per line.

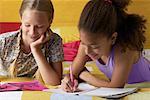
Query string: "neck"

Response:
xmin=99 ymin=46 xmax=113 ymax=65
xmin=21 ymin=39 xmax=31 ymax=54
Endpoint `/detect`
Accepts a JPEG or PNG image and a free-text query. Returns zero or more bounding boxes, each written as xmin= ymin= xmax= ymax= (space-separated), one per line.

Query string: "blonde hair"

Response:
xmin=8 ymin=57 xmax=44 ymax=82
xmin=33 ymin=69 xmax=44 ymax=83
xmin=8 ymin=58 xmax=18 ymax=78
xmin=8 ymin=32 xmax=21 ymax=78
xmin=19 ymin=0 xmax=54 ymax=24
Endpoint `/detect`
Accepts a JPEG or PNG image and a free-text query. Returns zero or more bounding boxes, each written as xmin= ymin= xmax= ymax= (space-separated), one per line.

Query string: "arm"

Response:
xmin=30 ymin=34 xmax=63 ymax=85
xmin=31 ymin=48 xmax=62 ymax=85
xmin=71 ymin=44 xmax=90 ymax=78
xmin=61 ymin=44 xmax=89 ymax=92
xmin=79 ymin=47 xmax=138 ymax=88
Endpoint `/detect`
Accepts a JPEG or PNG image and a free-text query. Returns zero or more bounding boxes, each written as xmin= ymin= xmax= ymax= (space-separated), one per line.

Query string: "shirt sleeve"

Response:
xmin=0 ymin=36 xmax=5 ymax=58
xmin=48 ymin=33 xmax=64 ymax=62
xmin=0 ymin=37 xmax=8 ymax=76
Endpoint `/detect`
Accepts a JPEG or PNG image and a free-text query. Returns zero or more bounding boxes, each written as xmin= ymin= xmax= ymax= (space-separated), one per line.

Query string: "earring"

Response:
xmin=112 ymin=37 xmax=116 ymax=45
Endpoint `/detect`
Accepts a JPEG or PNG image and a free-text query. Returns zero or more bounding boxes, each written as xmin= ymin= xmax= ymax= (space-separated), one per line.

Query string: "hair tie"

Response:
xmin=104 ymin=0 xmax=112 ymax=4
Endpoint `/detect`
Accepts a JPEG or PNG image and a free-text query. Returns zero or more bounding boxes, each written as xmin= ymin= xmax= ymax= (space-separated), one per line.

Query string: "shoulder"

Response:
xmin=45 ymin=32 xmax=63 ymax=49
xmin=46 ymin=33 xmax=63 ymax=47
xmin=0 ymin=30 xmax=20 ymax=41
xmin=51 ymin=33 xmax=62 ymax=41
xmin=114 ymin=45 xmax=139 ymax=65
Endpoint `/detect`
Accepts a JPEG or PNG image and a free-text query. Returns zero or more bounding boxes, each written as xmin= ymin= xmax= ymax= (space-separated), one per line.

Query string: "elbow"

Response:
xmin=44 ymin=79 xmax=61 ymax=86
xmin=106 ymin=82 xmax=125 ymax=88
xmin=44 ymin=75 xmax=61 ymax=86
xmin=107 ymin=85 xmax=124 ymax=88
xmin=50 ymin=81 xmax=61 ymax=86
xmin=53 ymin=79 xmax=61 ymax=85
xmin=44 ymin=73 xmax=62 ymax=86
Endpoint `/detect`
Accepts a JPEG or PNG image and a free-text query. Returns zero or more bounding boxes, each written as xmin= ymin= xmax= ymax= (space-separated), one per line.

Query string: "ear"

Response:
xmin=111 ymin=32 xmax=118 ymax=45
xmin=111 ymin=32 xmax=118 ymax=40
xmin=46 ymin=25 xmax=50 ymax=31
xmin=49 ymin=18 xmax=53 ymax=26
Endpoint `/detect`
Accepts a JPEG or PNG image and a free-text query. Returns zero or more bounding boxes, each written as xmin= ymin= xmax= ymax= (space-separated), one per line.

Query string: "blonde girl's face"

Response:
xmin=21 ymin=9 xmax=50 ymax=45
xmin=80 ymin=30 xmax=113 ymax=60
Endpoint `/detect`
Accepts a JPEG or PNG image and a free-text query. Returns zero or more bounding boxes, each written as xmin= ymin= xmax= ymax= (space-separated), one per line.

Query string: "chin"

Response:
xmin=93 ymin=57 xmax=100 ymax=60
xmin=31 ymin=38 xmax=37 ymax=42
xmin=88 ymin=54 xmax=100 ymax=61
xmin=28 ymin=40 xmax=35 ymax=44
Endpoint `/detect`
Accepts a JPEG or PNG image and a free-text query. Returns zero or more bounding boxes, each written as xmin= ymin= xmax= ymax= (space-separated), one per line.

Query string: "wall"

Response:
xmin=0 ymin=0 xmax=150 ymax=48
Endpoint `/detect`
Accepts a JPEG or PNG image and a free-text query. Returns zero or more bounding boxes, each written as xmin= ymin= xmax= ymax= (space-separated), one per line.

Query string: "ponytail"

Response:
xmin=116 ymin=14 xmax=146 ymax=51
xmin=8 ymin=32 xmax=22 ymax=78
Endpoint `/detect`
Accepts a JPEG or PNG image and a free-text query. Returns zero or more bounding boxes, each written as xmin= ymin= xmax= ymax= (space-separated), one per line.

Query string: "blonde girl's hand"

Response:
xmin=61 ymin=75 xmax=78 ymax=92
xmin=30 ymin=32 xmax=51 ymax=50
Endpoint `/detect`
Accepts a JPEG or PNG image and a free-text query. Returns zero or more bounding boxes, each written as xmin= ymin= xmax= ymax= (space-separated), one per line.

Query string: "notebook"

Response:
xmin=43 ymin=83 xmax=138 ymax=98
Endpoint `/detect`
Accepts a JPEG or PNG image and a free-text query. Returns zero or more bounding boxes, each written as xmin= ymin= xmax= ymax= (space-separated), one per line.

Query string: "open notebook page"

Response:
xmin=79 ymin=87 xmax=138 ymax=98
xmin=43 ymin=83 xmax=138 ymax=98
xmin=43 ymin=83 xmax=97 ymax=95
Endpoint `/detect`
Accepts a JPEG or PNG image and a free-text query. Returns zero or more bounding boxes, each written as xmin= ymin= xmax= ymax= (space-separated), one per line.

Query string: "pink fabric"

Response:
xmin=63 ymin=41 xmax=80 ymax=61
xmin=0 ymin=80 xmax=47 ymax=92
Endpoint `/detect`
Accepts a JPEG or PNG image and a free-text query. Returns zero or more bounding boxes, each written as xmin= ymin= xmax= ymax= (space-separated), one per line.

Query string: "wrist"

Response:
xmin=30 ymin=46 xmax=41 ymax=53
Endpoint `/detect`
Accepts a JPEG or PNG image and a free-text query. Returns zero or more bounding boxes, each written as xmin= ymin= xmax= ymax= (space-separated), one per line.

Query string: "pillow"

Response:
xmin=63 ymin=40 xmax=80 ymax=61
xmin=0 ymin=22 xmax=21 ymax=34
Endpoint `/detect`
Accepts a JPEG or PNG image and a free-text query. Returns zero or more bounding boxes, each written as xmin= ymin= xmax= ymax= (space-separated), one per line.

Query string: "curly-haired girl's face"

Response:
xmin=80 ymin=30 xmax=113 ymax=60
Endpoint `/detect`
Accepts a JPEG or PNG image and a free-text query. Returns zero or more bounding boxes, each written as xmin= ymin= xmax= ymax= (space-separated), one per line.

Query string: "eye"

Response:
xmin=37 ymin=25 xmax=44 ymax=28
xmin=25 ymin=24 xmax=30 ymax=27
xmin=92 ymin=46 xmax=100 ymax=49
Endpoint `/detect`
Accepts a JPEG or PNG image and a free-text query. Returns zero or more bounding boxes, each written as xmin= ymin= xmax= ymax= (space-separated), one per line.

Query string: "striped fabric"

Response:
xmin=0 ymin=61 xmax=150 ymax=100
xmin=0 ymin=89 xmax=150 ymax=100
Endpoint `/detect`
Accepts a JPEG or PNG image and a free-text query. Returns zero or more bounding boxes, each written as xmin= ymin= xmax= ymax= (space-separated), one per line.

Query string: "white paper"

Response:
xmin=0 ymin=91 xmax=23 ymax=100
xmin=80 ymin=87 xmax=138 ymax=98
xmin=43 ymin=83 xmax=138 ymax=98
xmin=43 ymin=83 xmax=97 ymax=95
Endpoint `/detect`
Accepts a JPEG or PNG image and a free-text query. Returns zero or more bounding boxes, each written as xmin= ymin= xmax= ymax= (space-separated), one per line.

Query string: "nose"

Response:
xmin=85 ymin=46 xmax=92 ymax=55
xmin=29 ymin=26 xmax=37 ymax=36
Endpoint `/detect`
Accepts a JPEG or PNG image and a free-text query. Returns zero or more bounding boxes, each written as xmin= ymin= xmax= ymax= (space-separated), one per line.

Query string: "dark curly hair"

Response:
xmin=78 ymin=0 xmax=146 ymax=51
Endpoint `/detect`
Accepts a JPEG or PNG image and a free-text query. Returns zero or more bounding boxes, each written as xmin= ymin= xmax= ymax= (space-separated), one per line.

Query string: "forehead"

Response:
xmin=21 ymin=9 xmax=49 ymax=23
xmin=80 ymin=30 xmax=108 ymax=46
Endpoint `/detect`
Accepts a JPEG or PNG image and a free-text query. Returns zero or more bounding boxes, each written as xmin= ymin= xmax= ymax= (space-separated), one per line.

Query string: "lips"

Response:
xmin=30 ymin=36 xmax=40 ymax=41
xmin=88 ymin=54 xmax=98 ymax=60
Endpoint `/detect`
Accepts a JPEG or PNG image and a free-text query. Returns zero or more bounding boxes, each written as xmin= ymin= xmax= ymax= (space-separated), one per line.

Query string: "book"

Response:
xmin=43 ymin=83 xmax=138 ymax=98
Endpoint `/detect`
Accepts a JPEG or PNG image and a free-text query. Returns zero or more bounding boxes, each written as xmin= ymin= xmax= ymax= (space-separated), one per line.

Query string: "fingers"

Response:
xmin=38 ymin=34 xmax=45 ymax=43
xmin=61 ymin=75 xmax=76 ymax=92
xmin=42 ymin=33 xmax=50 ymax=43
xmin=34 ymin=33 xmax=48 ymax=44
xmin=61 ymin=79 xmax=72 ymax=92
xmin=73 ymin=79 xmax=78 ymax=91
xmin=30 ymin=34 xmax=48 ymax=48
xmin=61 ymin=76 xmax=79 ymax=93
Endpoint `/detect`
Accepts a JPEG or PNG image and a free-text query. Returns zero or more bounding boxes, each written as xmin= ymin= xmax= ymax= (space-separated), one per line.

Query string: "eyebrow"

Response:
xmin=81 ymin=42 xmax=100 ymax=46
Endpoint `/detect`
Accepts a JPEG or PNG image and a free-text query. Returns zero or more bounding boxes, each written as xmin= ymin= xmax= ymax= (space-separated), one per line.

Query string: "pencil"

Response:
xmin=69 ymin=65 xmax=74 ymax=88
